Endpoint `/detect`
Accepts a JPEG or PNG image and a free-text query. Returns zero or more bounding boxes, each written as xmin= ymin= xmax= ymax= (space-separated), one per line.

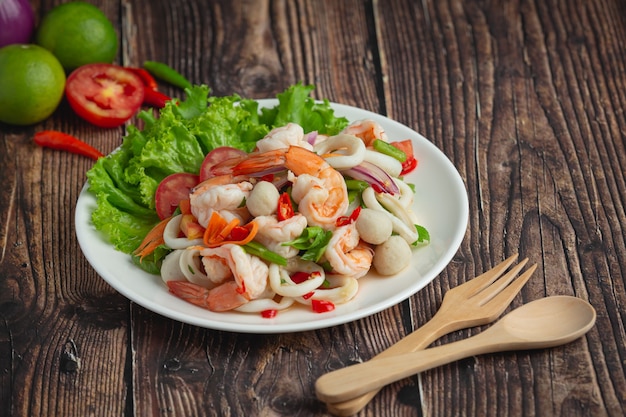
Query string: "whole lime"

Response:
xmin=35 ymin=1 xmax=118 ymax=72
xmin=0 ymin=44 xmax=66 ymax=126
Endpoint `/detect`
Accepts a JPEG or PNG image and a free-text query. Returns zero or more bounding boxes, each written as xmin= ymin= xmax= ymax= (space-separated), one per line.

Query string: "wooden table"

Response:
xmin=2 ymin=0 xmax=625 ymax=416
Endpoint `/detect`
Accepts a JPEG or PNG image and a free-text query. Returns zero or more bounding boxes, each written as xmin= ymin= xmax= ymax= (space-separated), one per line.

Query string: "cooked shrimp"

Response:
xmin=200 ymin=244 xmax=269 ymax=299
xmin=167 ymin=281 xmax=249 ymax=312
xmin=324 ymin=223 xmax=374 ymax=279
xmin=168 ymin=244 xmax=269 ymax=312
xmin=341 ymin=119 xmax=388 ymax=146
xmin=254 ymin=214 xmax=308 ymax=258
xmin=233 ymin=146 xmax=349 ymax=228
xmin=256 ymin=123 xmax=313 ymax=152
xmin=189 ymin=174 xmax=253 ymax=227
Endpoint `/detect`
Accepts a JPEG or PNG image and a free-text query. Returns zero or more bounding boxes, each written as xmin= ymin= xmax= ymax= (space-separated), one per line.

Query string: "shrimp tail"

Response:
xmin=167 ymin=281 xmax=211 ymax=308
xmin=167 ymin=280 xmax=249 ymax=312
xmin=232 ymin=149 xmax=287 ymax=176
xmin=233 ymin=146 xmax=328 ymax=177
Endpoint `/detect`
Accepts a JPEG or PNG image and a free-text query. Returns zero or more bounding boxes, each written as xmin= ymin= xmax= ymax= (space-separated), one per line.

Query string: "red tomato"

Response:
xmin=155 ymin=173 xmax=200 ymax=219
xmin=391 ymin=139 xmax=413 ymax=156
xmin=180 ymin=214 xmax=204 ymax=239
xmin=65 ymin=64 xmax=145 ymax=128
xmin=199 ymin=147 xmax=247 ymax=181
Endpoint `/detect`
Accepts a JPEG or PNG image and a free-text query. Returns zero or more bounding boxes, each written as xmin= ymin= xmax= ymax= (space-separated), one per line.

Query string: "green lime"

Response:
xmin=35 ymin=1 xmax=118 ymax=72
xmin=0 ymin=44 xmax=66 ymax=126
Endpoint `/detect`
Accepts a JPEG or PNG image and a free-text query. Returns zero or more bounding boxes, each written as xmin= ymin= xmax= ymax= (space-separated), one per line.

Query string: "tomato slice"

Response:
xmin=155 ymin=173 xmax=200 ymax=219
xmin=199 ymin=146 xmax=247 ymax=181
xmin=65 ymin=64 xmax=145 ymax=128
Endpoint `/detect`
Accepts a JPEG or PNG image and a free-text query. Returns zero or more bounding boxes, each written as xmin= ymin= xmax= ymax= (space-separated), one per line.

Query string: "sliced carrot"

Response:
xmin=202 ymin=211 xmax=259 ymax=248
xmin=203 ymin=212 xmax=230 ymax=246
xmin=133 ymin=217 xmax=171 ymax=260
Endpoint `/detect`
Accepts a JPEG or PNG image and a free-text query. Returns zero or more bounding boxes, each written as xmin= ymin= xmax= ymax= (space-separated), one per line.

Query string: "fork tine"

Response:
xmin=464 ymin=253 xmax=519 ymax=297
xmin=479 ymin=263 xmax=537 ymax=310
xmin=473 ymin=258 xmax=529 ymax=303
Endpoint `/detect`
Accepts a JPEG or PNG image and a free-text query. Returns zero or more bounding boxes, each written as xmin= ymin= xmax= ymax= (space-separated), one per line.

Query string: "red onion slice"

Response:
xmin=342 ymin=161 xmax=399 ymax=194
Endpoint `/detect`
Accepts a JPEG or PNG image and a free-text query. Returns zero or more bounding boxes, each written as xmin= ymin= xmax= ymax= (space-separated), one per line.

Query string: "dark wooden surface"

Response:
xmin=1 ymin=0 xmax=625 ymax=416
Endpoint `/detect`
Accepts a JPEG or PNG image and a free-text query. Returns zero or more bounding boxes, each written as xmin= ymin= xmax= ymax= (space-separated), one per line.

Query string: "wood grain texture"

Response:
xmin=1 ymin=0 xmax=624 ymax=416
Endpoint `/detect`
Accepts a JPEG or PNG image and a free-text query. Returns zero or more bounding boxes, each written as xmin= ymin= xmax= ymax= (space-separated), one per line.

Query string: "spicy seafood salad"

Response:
xmin=86 ymin=84 xmax=429 ymax=318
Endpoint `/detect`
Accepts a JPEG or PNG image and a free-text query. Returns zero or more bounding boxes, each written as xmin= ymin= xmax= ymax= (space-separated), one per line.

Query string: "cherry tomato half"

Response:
xmin=65 ymin=64 xmax=145 ymax=128
xmin=155 ymin=172 xmax=200 ymax=219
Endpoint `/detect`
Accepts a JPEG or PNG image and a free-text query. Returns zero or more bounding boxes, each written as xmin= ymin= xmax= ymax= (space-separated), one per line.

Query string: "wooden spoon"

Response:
xmin=316 ymin=296 xmax=596 ymax=404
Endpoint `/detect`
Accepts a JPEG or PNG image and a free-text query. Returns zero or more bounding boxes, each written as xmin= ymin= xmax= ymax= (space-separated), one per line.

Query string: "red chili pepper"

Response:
xmin=302 ymin=292 xmax=315 ymax=300
xmin=277 ymin=192 xmax=294 ymax=221
xmin=291 ymin=272 xmax=310 ymax=284
xmin=127 ymin=67 xmax=159 ymax=90
xmin=143 ymin=88 xmax=172 ymax=108
xmin=400 ymin=156 xmax=418 ymax=175
xmin=336 ymin=206 xmax=362 ymax=227
xmin=311 ymin=299 xmax=335 ymax=313
xmin=127 ymin=66 xmax=172 ymax=108
xmin=261 ymin=309 xmax=278 ymax=318
xmin=33 ymin=130 xmax=104 ymax=160
xmin=228 ymin=225 xmax=250 ymax=241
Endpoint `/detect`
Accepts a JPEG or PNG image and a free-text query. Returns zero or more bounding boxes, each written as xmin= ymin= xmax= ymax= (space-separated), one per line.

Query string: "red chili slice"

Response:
xmin=336 ymin=206 xmax=362 ymax=227
xmin=311 ymin=299 xmax=335 ymax=313
xmin=401 ymin=156 xmax=418 ymax=175
xmin=228 ymin=226 xmax=250 ymax=241
xmin=261 ymin=309 xmax=278 ymax=318
xmin=277 ymin=192 xmax=294 ymax=221
xmin=290 ymin=272 xmax=311 ymax=284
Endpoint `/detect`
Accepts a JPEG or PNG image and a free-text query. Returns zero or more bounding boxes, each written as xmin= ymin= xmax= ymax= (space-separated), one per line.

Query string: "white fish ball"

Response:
xmin=246 ymin=181 xmax=280 ymax=217
xmin=373 ymin=235 xmax=412 ymax=276
xmin=355 ymin=208 xmax=393 ymax=244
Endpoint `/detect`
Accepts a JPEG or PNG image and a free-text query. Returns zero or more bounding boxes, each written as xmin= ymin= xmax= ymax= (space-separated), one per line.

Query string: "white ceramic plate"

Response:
xmin=75 ymin=100 xmax=468 ymax=333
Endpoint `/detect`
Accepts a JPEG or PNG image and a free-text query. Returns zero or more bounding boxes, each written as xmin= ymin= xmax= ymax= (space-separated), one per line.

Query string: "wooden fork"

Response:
xmin=324 ymin=253 xmax=537 ymax=416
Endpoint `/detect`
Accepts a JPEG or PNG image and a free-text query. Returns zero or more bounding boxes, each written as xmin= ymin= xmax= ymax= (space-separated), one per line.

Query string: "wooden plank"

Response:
xmin=375 ymin=0 xmax=626 ymax=416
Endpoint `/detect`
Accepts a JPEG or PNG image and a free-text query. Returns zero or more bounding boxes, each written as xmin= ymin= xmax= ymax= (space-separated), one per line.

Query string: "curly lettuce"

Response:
xmin=86 ymin=83 xmax=349 ymax=262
